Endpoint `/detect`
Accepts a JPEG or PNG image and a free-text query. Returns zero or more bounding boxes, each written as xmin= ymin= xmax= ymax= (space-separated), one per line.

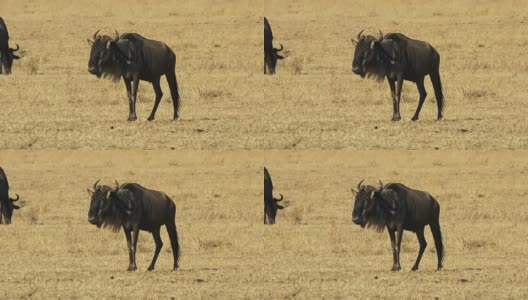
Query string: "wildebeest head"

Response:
xmin=87 ymin=30 xmax=132 ymax=79
xmin=267 ymin=44 xmax=284 ymax=74
xmin=0 ymin=44 xmax=21 ymax=75
xmin=351 ymin=30 xmax=389 ymax=80
xmin=0 ymin=194 xmax=21 ymax=224
xmin=87 ymin=179 xmax=118 ymax=228
xmin=351 ymin=179 xmax=384 ymax=227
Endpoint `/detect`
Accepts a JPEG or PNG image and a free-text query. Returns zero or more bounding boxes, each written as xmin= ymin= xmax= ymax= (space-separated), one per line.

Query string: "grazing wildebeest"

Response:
xmin=87 ymin=180 xmax=180 ymax=271
xmin=264 ymin=17 xmax=285 ymax=74
xmin=0 ymin=167 xmax=21 ymax=224
xmin=263 ymin=167 xmax=285 ymax=224
xmin=351 ymin=30 xmax=444 ymax=121
xmin=351 ymin=180 xmax=444 ymax=271
xmin=0 ymin=17 xmax=21 ymax=75
xmin=87 ymin=30 xmax=180 ymax=121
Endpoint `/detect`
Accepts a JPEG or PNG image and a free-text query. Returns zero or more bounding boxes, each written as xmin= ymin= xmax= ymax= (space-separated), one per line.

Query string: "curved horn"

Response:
xmin=114 ymin=30 xmax=120 ymax=41
xmin=357 ymin=179 xmax=365 ymax=190
xmin=357 ymin=29 xmax=365 ymax=39
xmin=275 ymin=44 xmax=284 ymax=51
xmin=93 ymin=29 xmax=101 ymax=39
xmin=275 ymin=194 xmax=284 ymax=201
xmin=378 ymin=179 xmax=383 ymax=190
xmin=93 ymin=179 xmax=101 ymax=190
xmin=11 ymin=194 xmax=20 ymax=201
xmin=378 ymin=30 xmax=384 ymax=41
xmin=114 ymin=179 xmax=119 ymax=191
xmin=11 ymin=44 xmax=20 ymax=52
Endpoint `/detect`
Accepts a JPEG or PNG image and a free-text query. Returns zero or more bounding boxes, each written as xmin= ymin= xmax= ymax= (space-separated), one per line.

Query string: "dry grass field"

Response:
xmin=0 ymin=0 xmax=526 ymax=149
xmin=0 ymin=151 xmax=526 ymax=299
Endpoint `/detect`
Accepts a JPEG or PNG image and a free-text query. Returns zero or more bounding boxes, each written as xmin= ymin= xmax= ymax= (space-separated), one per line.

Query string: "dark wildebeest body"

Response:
xmin=263 ymin=167 xmax=285 ymax=224
xmin=0 ymin=17 xmax=21 ymax=75
xmin=264 ymin=17 xmax=285 ymax=75
xmin=87 ymin=180 xmax=180 ymax=271
xmin=87 ymin=31 xmax=180 ymax=121
xmin=351 ymin=31 xmax=444 ymax=121
xmin=0 ymin=167 xmax=21 ymax=224
xmin=352 ymin=180 xmax=444 ymax=271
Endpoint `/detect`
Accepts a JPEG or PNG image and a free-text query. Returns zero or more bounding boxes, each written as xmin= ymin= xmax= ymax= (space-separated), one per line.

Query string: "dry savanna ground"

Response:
xmin=0 ymin=1 xmax=527 ymax=150
xmin=263 ymin=0 xmax=528 ymax=150
xmin=0 ymin=151 xmax=527 ymax=299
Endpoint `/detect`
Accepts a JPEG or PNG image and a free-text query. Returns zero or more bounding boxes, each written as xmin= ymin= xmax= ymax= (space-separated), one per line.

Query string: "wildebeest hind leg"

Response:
xmin=147 ymin=227 xmax=163 ymax=271
xmin=411 ymin=77 xmax=427 ymax=121
xmin=411 ymin=227 xmax=427 ymax=271
xmin=147 ymin=78 xmax=163 ymax=121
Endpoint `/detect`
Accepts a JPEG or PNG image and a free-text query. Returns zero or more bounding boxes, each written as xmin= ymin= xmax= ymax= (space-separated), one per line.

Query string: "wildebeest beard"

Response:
xmin=100 ymin=189 xmax=136 ymax=232
xmin=101 ymin=40 xmax=135 ymax=82
xmin=364 ymin=39 xmax=400 ymax=83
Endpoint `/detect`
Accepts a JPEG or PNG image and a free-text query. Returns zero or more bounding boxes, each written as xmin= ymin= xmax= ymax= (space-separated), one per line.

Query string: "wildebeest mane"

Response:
xmin=101 ymin=188 xmax=136 ymax=232
xmin=101 ymin=38 xmax=136 ymax=82
xmin=364 ymin=37 xmax=401 ymax=83
xmin=364 ymin=188 xmax=399 ymax=232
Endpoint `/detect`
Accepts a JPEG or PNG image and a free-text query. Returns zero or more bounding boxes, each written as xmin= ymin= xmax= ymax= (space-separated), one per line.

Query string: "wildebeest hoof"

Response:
xmin=147 ymin=267 xmax=155 ymax=272
xmin=128 ymin=116 xmax=137 ymax=122
xmin=411 ymin=266 xmax=419 ymax=271
xmin=391 ymin=266 xmax=401 ymax=272
xmin=411 ymin=116 xmax=419 ymax=121
xmin=147 ymin=117 xmax=155 ymax=121
xmin=127 ymin=266 xmax=137 ymax=272
xmin=391 ymin=116 xmax=402 ymax=122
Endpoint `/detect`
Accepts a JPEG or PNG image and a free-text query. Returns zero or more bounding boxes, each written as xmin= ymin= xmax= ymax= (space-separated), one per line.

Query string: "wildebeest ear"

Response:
xmin=370 ymin=40 xmax=377 ymax=49
xmin=106 ymin=40 xmax=112 ymax=49
xmin=12 ymin=204 xmax=21 ymax=209
xmin=370 ymin=190 xmax=376 ymax=199
xmin=277 ymin=54 xmax=284 ymax=60
xmin=13 ymin=54 xmax=20 ymax=60
xmin=276 ymin=204 xmax=285 ymax=210
xmin=106 ymin=190 xmax=112 ymax=200
xmin=87 ymin=189 xmax=94 ymax=196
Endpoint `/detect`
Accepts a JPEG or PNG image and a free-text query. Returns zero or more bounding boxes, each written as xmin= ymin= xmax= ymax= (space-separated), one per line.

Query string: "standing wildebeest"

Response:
xmin=87 ymin=180 xmax=180 ymax=271
xmin=263 ymin=167 xmax=285 ymax=224
xmin=264 ymin=17 xmax=285 ymax=74
xmin=351 ymin=180 xmax=444 ymax=271
xmin=351 ymin=30 xmax=444 ymax=121
xmin=0 ymin=167 xmax=21 ymax=224
xmin=87 ymin=30 xmax=180 ymax=121
xmin=0 ymin=17 xmax=21 ymax=75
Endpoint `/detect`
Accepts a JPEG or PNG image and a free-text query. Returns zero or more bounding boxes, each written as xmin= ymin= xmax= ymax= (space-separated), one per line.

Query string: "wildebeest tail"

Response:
xmin=430 ymin=196 xmax=444 ymax=269
xmin=166 ymin=68 xmax=180 ymax=120
xmin=430 ymin=53 xmax=444 ymax=118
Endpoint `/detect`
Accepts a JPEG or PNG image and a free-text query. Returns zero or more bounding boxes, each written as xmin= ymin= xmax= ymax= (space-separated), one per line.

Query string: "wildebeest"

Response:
xmin=351 ymin=30 xmax=444 ymax=121
xmin=0 ymin=167 xmax=21 ymax=224
xmin=87 ymin=180 xmax=180 ymax=271
xmin=263 ymin=167 xmax=286 ymax=224
xmin=87 ymin=30 xmax=180 ymax=121
xmin=264 ymin=17 xmax=285 ymax=74
xmin=351 ymin=180 xmax=444 ymax=271
xmin=0 ymin=17 xmax=21 ymax=75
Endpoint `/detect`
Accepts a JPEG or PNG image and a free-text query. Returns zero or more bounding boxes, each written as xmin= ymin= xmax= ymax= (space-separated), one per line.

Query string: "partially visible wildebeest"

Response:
xmin=351 ymin=179 xmax=444 ymax=271
xmin=0 ymin=17 xmax=22 ymax=75
xmin=0 ymin=166 xmax=21 ymax=224
xmin=351 ymin=30 xmax=444 ymax=121
xmin=264 ymin=17 xmax=285 ymax=75
xmin=87 ymin=180 xmax=181 ymax=271
xmin=263 ymin=167 xmax=285 ymax=224
xmin=87 ymin=30 xmax=180 ymax=121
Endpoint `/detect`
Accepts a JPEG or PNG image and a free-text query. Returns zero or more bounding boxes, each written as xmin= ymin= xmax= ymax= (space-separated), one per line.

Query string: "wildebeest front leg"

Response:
xmin=124 ymin=228 xmax=137 ymax=271
xmin=130 ymin=76 xmax=140 ymax=121
xmin=124 ymin=79 xmax=137 ymax=121
xmin=388 ymin=79 xmax=401 ymax=121
xmin=394 ymin=225 xmax=404 ymax=271
xmin=388 ymin=228 xmax=400 ymax=271
xmin=393 ymin=76 xmax=404 ymax=121
xmin=147 ymin=227 xmax=163 ymax=271
xmin=411 ymin=227 xmax=427 ymax=271
xmin=147 ymin=77 xmax=163 ymax=121
xmin=411 ymin=77 xmax=427 ymax=121
xmin=129 ymin=225 xmax=140 ymax=271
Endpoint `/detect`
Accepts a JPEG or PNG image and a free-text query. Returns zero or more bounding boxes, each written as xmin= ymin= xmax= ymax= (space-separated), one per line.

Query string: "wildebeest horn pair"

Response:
xmin=275 ymin=194 xmax=284 ymax=201
xmin=10 ymin=44 xmax=20 ymax=52
xmin=356 ymin=179 xmax=383 ymax=190
xmin=11 ymin=194 xmax=20 ymax=201
xmin=275 ymin=44 xmax=284 ymax=51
